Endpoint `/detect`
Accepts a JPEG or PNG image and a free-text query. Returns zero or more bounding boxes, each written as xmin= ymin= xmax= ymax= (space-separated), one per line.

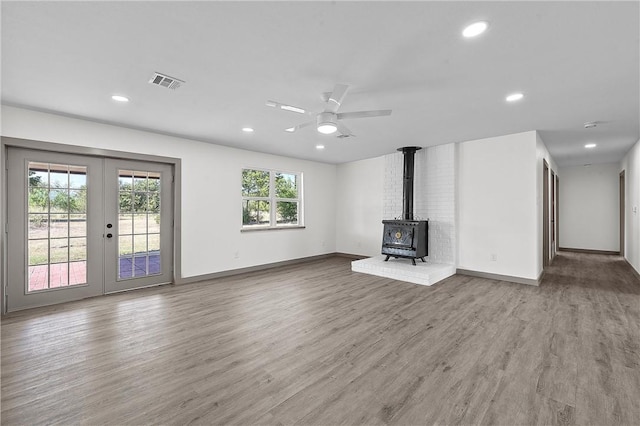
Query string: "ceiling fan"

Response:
xmin=267 ymin=84 xmax=392 ymax=138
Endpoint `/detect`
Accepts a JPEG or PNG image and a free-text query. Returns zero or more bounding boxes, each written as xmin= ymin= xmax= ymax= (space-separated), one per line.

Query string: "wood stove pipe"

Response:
xmin=398 ymin=146 xmax=422 ymax=220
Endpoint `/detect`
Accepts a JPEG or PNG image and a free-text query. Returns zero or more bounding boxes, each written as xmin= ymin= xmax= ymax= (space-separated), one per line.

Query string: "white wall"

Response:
xmin=1 ymin=106 xmax=337 ymax=279
xmin=335 ymin=157 xmax=384 ymax=256
xmin=458 ymin=131 xmax=539 ymax=280
xmin=621 ymin=138 xmax=640 ymax=275
xmin=559 ymin=163 xmax=620 ymax=252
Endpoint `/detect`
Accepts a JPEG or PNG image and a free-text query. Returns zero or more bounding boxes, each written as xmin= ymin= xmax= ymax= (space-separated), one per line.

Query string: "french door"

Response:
xmin=104 ymin=159 xmax=173 ymax=293
xmin=6 ymin=148 xmax=173 ymax=312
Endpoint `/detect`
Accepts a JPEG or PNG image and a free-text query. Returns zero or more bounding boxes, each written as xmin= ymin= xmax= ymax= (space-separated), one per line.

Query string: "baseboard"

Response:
xmin=334 ymin=252 xmax=367 ymax=260
xmin=625 ymin=259 xmax=640 ymax=282
xmin=456 ymin=268 xmax=540 ymax=286
xmin=176 ymin=253 xmax=339 ymax=285
xmin=559 ymin=247 xmax=620 ymax=256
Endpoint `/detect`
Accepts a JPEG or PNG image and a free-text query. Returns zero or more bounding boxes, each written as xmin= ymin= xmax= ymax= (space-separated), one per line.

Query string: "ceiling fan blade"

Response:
xmin=336 ymin=121 xmax=354 ymax=137
xmin=337 ymin=110 xmax=392 ymax=120
xmin=285 ymin=121 xmax=314 ymax=132
xmin=266 ymin=100 xmax=309 ymax=115
xmin=325 ymin=84 xmax=349 ymax=113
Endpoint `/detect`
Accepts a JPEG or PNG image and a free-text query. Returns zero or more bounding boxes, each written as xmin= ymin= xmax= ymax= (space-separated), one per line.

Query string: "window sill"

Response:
xmin=241 ymin=225 xmax=306 ymax=232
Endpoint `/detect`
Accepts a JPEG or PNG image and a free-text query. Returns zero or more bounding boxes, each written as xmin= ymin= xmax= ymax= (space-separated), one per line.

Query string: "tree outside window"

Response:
xmin=242 ymin=169 xmax=301 ymax=228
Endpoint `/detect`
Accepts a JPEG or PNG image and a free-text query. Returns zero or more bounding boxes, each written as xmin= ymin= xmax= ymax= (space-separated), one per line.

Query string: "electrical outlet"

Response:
xmin=234 ymin=251 xmax=239 ymax=259
xmin=490 ymin=253 xmax=497 ymax=261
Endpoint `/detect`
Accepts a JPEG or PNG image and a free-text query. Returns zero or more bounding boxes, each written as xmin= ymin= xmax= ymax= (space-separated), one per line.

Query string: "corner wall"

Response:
xmin=335 ymin=157 xmax=384 ymax=256
xmin=458 ymin=131 xmax=540 ymax=280
xmin=621 ymin=138 xmax=640 ymax=275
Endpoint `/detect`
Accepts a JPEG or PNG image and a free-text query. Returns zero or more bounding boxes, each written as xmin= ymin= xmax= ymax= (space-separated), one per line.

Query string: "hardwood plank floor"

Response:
xmin=2 ymin=252 xmax=639 ymax=425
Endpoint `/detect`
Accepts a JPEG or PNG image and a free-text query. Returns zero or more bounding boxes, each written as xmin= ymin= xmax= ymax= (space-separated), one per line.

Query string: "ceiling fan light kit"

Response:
xmin=317 ymin=124 xmax=337 ymax=134
xmin=269 ymin=83 xmax=392 ymax=138
xmin=317 ymin=112 xmax=338 ymax=134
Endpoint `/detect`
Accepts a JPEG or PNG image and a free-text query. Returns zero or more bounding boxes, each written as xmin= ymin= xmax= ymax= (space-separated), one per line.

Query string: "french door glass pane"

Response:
xmin=119 ymin=214 xmax=133 ymax=234
xmin=148 ymin=214 xmax=160 ymax=233
xmin=27 ymin=161 xmax=88 ymax=292
xmin=69 ymin=215 xmax=87 ymax=237
xmin=28 ymin=214 xmax=48 ymax=239
xmin=117 ymin=169 xmax=162 ymax=280
xmin=133 ymin=214 xmax=148 ymax=234
xmin=49 ymin=214 xmax=69 ymax=238
xmin=49 ymin=164 xmax=69 ymax=188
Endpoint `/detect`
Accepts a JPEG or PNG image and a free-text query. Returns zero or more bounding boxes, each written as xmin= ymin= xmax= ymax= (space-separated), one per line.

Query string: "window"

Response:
xmin=242 ymin=168 xmax=302 ymax=228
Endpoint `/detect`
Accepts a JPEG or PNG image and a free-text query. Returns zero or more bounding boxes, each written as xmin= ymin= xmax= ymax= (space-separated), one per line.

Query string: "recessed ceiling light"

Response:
xmin=285 ymin=127 xmax=295 ymax=132
xmin=242 ymin=127 xmax=254 ymax=133
xmin=585 ymin=143 xmax=596 ymax=148
xmin=111 ymin=95 xmax=129 ymax=102
xmin=316 ymin=144 xmax=325 ymax=150
xmin=463 ymin=21 xmax=489 ymax=38
xmin=506 ymin=93 xmax=524 ymax=102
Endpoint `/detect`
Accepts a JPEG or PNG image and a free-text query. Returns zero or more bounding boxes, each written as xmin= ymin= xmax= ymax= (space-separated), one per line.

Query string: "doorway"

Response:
xmin=551 ymin=170 xmax=556 ymax=259
xmin=6 ymin=148 xmax=174 ymax=311
xmin=620 ymin=170 xmax=625 ymax=256
xmin=543 ymin=160 xmax=549 ymax=268
xmin=555 ymin=175 xmax=560 ymax=251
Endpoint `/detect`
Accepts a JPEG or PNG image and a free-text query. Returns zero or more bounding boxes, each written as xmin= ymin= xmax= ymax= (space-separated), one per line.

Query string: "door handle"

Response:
xmin=106 ymin=233 xmax=113 ymax=238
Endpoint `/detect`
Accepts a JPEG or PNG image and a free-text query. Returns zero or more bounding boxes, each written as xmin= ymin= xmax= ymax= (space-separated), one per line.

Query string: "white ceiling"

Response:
xmin=2 ymin=1 xmax=638 ymax=166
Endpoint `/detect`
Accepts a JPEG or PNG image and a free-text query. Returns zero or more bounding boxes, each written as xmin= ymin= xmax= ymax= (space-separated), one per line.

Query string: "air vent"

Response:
xmin=149 ymin=72 xmax=184 ymax=90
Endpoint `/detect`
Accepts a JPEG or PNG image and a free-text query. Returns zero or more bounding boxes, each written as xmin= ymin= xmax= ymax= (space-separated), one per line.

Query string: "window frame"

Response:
xmin=241 ymin=167 xmax=304 ymax=230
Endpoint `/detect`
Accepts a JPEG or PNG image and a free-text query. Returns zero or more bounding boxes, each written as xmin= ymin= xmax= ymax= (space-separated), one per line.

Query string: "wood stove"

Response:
xmin=381 ymin=146 xmax=428 ymax=265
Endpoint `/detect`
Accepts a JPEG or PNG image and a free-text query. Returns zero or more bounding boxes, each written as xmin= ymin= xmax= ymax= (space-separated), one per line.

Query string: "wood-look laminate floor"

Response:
xmin=2 ymin=252 xmax=639 ymax=425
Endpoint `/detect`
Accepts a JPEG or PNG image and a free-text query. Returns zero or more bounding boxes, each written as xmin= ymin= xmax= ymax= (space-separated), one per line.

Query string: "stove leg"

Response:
xmin=420 ymin=257 xmax=426 ymax=263
xmin=384 ymin=255 xmax=390 ymax=262
xmin=412 ymin=258 xmax=416 ymax=266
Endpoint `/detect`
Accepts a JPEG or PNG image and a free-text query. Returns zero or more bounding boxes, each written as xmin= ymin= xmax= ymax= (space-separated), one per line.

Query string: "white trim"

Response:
xmin=241 ymin=167 xmax=303 ymax=229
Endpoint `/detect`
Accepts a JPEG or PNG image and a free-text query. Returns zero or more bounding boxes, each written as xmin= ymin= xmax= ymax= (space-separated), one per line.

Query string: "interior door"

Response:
xmin=7 ymin=148 xmax=104 ymax=311
xmin=103 ymin=159 xmax=173 ymax=293
xmin=543 ymin=161 xmax=549 ymax=268
xmin=551 ymin=170 xmax=556 ymax=259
